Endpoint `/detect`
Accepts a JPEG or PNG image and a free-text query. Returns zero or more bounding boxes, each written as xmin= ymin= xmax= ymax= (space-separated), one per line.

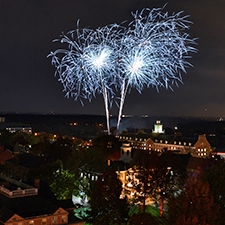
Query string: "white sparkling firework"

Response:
xmin=49 ymin=6 xmax=197 ymax=134
xmin=116 ymin=7 xmax=197 ymax=131
xmin=49 ymin=24 xmax=122 ymax=134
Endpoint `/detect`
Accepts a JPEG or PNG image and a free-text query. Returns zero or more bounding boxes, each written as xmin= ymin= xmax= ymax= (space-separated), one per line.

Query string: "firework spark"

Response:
xmin=116 ymin=7 xmax=197 ymax=131
xmin=49 ymin=24 xmax=123 ymax=134
xmin=49 ymin=7 xmax=197 ymax=134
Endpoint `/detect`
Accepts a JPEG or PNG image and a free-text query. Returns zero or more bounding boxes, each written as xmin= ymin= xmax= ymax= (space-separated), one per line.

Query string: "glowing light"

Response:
xmin=49 ymin=6 xmax=197 ymax=133
xmin=48 ymin=24 xmax=123 ymax=134
xmin=116 ymin=7 xmax=197 ymax=130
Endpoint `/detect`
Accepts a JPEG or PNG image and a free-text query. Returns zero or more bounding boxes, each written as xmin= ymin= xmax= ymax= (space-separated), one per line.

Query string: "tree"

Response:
xmin=168 ymin=175 xmax=219 ymax=225
xmin=130 ymin=151 xmax=186 ymax=215
xmin=89 ymin=171 xmax=129 ymax=225
xmin=27 ymin=158 xmax=76 ymax=200
xmin=49 ymin=137 xmax=73 ymax=162
xmin=30 ymin=140 xmax=51 ymax=156
xmin=128 ymin=213 xmax=159 ymax=225
xmin=204 ymin=161 xmax=225 ymax=225
xmin=150 ymin=152 xmax=187 ymax=216
xmin=67 ymin=145 xmax=108 ymax=207
xmin=92 ymin=135 xmax=120 ymax=151
xmin=204 ymin=161 xmax=225 ymax=207
xmin=49 ymin=162 xmax=76 ymax=200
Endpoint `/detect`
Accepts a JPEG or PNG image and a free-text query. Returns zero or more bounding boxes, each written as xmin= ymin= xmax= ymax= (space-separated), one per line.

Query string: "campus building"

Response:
xmin=0 ymin=174 xmax=69 ymax=225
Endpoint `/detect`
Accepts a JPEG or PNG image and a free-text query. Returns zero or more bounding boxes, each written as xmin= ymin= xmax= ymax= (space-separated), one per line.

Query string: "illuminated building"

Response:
xmin=119 ymin=134 xmax=213 ymax=160
xmin=152 ymin=120 xmax=165 ymax=134
xmin=0 ymin=174 xmax=70 ymax=225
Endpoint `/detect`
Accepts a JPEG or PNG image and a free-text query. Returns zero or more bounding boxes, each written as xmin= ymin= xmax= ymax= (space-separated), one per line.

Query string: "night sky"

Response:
xmin=0 ymin=0 xmax=225 ymax=118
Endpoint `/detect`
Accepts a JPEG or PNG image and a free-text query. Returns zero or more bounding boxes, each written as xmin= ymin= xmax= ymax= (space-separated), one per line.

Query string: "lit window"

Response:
xmin=52 ymin=217 xmax=56 ymax=223
xmin=42 ymin=219 xmax=46 ymax=225
xmin=62 ymin=216 xmax=67 ymax=223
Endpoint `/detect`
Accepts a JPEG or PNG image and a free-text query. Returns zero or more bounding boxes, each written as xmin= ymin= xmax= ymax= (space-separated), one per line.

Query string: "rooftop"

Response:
xmin=0 ymin=174 xmax=38 ymax=198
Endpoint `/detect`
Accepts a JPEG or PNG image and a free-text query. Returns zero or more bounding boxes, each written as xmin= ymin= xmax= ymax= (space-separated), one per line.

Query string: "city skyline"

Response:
xmin=0 ymin=0 xmax=225 ymax=118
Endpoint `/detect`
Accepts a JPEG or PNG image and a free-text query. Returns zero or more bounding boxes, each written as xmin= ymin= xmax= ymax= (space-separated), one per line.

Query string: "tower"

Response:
xmin=120 ymin=142 xmax=132 ymax=163
xmin=152 ymin=120 xmax=165 ymax=134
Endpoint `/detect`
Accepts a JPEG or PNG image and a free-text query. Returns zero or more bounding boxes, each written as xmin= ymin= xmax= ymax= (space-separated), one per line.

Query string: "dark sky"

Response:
xmin=0 ymin=0 xmax=225 ymax=118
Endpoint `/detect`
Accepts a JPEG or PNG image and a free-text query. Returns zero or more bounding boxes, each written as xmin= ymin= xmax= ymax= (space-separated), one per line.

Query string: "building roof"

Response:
xmin=6 ymin=153 xmax=50 ymax=169
xmin=0 ymin=194 xmax=60 ymax=222
xmin=187 ymin=156 xmax=206 ymax=172
xmin=109 ymin=160 xmax=131 ymax=171
xmin=194 ymin=134 xmax=211 ymax=148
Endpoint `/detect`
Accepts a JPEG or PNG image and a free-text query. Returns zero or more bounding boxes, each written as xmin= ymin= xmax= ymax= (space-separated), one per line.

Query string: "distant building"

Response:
xmin=4 ymin=153 xmax=50 ymax=182
xmin=6 ymin=124 xmax=32 ymax=134
xmin=119 ymin=133 xmax=213 ymax=161
xmin=152 ymin=120 xmax=165 ymax=134
xmin=0 ymin=146 xmax=12 ymax=165
xmin=0 ymin=123 xmax=32 ymax=134
xmin=193 ymin=134 xmax=212 ymax=158
xmin=0 ymin=117 xmax=5 ymax=123
xmin=120 ymin=142 xmax=132 ymax=163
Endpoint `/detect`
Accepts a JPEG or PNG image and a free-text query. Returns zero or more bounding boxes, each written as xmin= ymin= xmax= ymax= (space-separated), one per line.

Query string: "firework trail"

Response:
xmin=49 ymin=6 xmax=197 ymax=134
xmin=116 ymin=7 xmax=197 ymax=131
xmin=49 ymin=23 xmax=123 ymax=134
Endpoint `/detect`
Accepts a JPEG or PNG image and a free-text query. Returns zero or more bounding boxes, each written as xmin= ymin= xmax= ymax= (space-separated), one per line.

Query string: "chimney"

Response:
xmin=34 ymin=178 xmax=40 ymax=189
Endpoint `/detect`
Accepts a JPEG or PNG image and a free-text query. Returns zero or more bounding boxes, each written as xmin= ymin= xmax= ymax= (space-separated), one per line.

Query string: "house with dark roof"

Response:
xmin=186 ymin=156 xmax=206 ymax=174
xmin=0 ymin=174 xmax=70 ymax=225
xmin=0 ymin=174 xmax=84 ymax=225
xmin=0 ymin=195 xmax=69 ymax=224
xmin=0 ymin=146 xmax=12 ymax=165
xmin=4 ymin=153 xmax=50 ymax=182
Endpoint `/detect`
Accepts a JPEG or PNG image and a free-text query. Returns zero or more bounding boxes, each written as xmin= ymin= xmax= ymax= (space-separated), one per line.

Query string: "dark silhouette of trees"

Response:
xmin=89 ymin=171 xmax=129 ymax=225
xmin=30 ymin=140 xmax=51 ymax=156
xmin=204 ymin=161 xmax=225 ymax=225
xmin=131 ymin=150 xmax=186 ymax=216
xmin=128 ymin=212 xmax=159 ymax=225
xmin=49 ymin=137 xmax=73 ymax=161
xmin=168 ymin=175 xmax=219 ymax=225
xmin=92 ymin=135 xmax=121 ymax=154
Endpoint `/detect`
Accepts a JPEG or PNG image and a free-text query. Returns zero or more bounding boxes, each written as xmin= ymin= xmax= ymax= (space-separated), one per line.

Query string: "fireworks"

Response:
xmin=116 ymin=7 xmax=197 ymax=130
xmin=49 ymin=24 xmax=123 ymax=134
xmin=49 ymin=6 xmax=197 ymax=134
